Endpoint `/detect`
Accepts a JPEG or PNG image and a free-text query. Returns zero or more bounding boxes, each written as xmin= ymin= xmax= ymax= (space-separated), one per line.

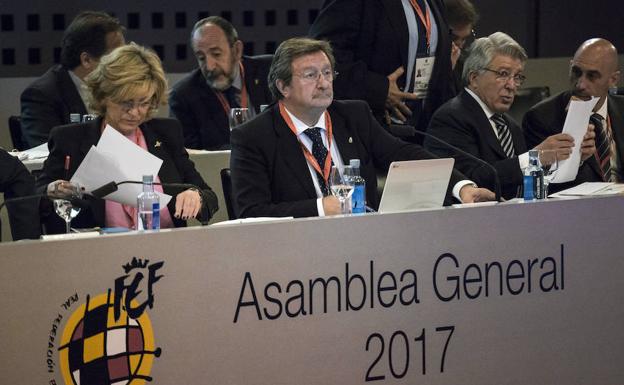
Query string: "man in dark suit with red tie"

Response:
xmin=169 ymin=16 xmax=273 ymax=150
xmin=425 ymin=32 xmax=596 ymax=200
xmin=230 ymin=38 xmax=494 ymax=218
xmin=523 ymin=38 xmax=624 ymax=190
xmin=309 ymin=0 xmax=454 ymax=138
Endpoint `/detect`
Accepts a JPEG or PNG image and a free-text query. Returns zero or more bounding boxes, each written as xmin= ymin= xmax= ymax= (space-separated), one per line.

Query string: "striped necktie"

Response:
xmin=303 ymin=127 xmax=330 ymax=196
xmin=590 ymin=113 xmax=612 ymax=181
xmin=491 ymin=114 xmax=515 ymax=158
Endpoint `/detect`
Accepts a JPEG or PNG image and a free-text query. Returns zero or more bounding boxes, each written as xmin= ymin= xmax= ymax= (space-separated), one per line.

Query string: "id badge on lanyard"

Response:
xmin=413 ymin=54 xmax=435 ymax=99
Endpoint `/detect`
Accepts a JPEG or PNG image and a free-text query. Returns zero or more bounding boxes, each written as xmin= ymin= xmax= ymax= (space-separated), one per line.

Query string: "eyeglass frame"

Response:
xmin=292 ymin=68 xmax=339 ymax=83
xmin=113 ymin=99 xmax=155 ymax=113
xmin=481 ymin=67 xmax=527 ymax=86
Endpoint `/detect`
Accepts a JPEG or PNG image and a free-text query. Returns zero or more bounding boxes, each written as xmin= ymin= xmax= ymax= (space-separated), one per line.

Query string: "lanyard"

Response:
xmin=408 ymin=0 xmax=431 ymax=51
xmin=215 ymin=62 xmax=248 ymax=115
xmin=278 ymin=101 xmax=334 ymax=185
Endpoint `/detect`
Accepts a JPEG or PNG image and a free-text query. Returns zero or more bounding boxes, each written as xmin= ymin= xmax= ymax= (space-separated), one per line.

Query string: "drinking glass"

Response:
xmin=54 ymin=182 xmax=83 ymax=234
xmin=329 ymin=166 xmax=354 ymax=215
xmin=229 ymin=108 xmax=252 ymax=130
xmin=539 ymin=149 xmax=559 ymax=197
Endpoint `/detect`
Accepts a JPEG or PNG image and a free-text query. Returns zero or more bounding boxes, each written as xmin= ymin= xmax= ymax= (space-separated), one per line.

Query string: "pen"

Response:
xmin=64 ymin=155 xmax=71 ymax=180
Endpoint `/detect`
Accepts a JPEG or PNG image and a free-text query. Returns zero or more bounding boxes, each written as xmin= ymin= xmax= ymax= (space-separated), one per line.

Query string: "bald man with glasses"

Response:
xmin=424 ymin=32 xmax=596 ymax=199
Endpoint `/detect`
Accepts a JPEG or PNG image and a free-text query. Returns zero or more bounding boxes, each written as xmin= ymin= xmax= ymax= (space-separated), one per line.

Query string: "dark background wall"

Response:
xmin=0 ymin=0 xmax=622 ymax=78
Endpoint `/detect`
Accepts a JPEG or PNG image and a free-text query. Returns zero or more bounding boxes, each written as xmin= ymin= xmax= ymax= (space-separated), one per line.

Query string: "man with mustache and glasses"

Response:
xmin=229 ymin=37 xmax=494 ymax=218
xmin=169 ymin=16 xmax=273 ymax=150
xmin=524 ymin=38 xmax=623 ymax=190
xmin=425 ymin=32 xmax=596 ymax=199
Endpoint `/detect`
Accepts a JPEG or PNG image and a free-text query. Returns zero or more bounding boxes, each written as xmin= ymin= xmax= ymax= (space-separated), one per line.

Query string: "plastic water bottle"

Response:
xmin=523 ymin=150 xmax=544 ymax=200
xmin=136 ymin=175 xmax=160 ymax=230
xmin=348 ymin=159 xmax=366 ymax=214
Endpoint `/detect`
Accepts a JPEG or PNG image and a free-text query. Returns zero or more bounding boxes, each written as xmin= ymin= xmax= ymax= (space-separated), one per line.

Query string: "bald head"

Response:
xmin=570 ymin=38 xmax=620 ymax=102
xmin=575 ymin=38 xmax=619 ymax=72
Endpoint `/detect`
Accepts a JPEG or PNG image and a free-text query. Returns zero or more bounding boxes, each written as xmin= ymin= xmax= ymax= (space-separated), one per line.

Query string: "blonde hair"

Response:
xmin=86 ymin=42 xmax=167 ymax=118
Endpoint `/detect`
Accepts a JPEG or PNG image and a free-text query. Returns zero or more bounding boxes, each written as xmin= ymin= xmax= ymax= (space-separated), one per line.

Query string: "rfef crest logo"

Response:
xmin=51 ymin=258 xmax=164 ymax=385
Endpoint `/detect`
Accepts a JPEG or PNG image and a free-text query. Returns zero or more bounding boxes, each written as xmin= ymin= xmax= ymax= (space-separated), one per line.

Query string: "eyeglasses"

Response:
xmin=293 ymin=68 xmax=339 ymax=83
xmin=481 ymin=68 xmax=526 ymax=86
xmin=115 ymin=100 xmax=154 ymax=113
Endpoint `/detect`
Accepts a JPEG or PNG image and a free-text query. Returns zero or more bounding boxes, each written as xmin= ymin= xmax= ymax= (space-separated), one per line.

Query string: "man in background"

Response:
xmin=169 ymin=16 xmax=273 ymax=150
xmin=20 ymin=11 xmax=125 ymax=148
xmin=309 ymin=0 xmax=454 ymax=141
xmin=523 ymin=38 xmax=623 ymax=190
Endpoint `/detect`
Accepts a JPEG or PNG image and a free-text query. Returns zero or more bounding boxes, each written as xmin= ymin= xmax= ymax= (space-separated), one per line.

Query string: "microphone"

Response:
xmin=395 ymin=126 xmax=502 ymax=202
xmin=90 ymin=180 xmax=199 ymax=198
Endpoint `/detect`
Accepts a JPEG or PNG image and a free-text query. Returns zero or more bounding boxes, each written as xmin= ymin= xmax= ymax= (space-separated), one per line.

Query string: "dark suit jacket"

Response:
xmin=37 ymin=118 xmax=219 ymax=233
xmin=20 ymin=65 xmax=88 ymax=148
xmin=230 ymin=100 xmax=464 ymax=218
xmin=425 ymin=90 xmax=527 ymax=200
xmin=309 ymin=0 xmax=454 ymax=130
xmin=523 ymin=91 xmax=624 ymax=190
xmin=0 ymin=149 xmax=41 ymax=240
xmin=169 ymin=55 xmax=274 ymax=150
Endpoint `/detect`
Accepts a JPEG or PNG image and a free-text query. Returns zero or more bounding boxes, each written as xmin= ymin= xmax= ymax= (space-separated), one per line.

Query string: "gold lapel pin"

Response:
xmin=155 ymin=140 xmax=162 ymax=148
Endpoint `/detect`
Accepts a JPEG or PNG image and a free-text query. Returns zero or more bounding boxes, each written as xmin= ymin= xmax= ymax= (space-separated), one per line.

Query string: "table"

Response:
xmin=1 ymin=196 xmax=622 ymax=384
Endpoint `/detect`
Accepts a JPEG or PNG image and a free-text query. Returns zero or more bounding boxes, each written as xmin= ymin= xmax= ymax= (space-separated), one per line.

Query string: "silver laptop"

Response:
xmin=378 ymin=158 xmax=454 ymax=213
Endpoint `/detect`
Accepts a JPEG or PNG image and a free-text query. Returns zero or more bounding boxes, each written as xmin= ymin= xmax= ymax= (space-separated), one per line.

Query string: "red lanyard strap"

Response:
xmin=278 ymin=101 xmax=333 ymax=184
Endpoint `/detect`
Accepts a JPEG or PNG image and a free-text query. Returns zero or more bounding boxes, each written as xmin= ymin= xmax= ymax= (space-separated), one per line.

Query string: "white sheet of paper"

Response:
xmin=551 ymin=97 xmax=599 ymax=183
xmin=22 ymin=142 xmax=50 ymax=159
xmin=550 ymin=182 xmax=624 ymax=197
xmin=70 ymin=126 xmax=171 ymax=207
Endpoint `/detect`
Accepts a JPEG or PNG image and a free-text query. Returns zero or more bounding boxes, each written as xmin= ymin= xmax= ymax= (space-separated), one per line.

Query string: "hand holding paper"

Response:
xmin=70 ymin=126 xmax=172 ymax=207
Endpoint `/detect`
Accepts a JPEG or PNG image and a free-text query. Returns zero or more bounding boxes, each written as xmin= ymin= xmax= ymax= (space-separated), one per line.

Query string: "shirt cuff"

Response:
xmin=316 ymin=197 xmax=326 ymax=217
xmin=518 ymin=152 xmax=529 ymax=171
xmin=452 ymin=180 xmax=477 ymax=202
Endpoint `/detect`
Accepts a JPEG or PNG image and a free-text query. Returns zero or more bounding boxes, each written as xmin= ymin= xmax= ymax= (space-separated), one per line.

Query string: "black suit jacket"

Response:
xmin=169 ymin=55 xmax=273 ymax=150
xmin=425 ymin=90 xmax=527 ymax=200
xmin=20 ymin=65 xmax=88 ymax=148
xmin=230 ymin=100 xmax=464 ymax=218
xmin=309 ymin=0 xmax=454 ymax=130
xmin=37 ymin=118 xmax=218 ymax=233
xmin=523 ymin=91 xmax=624 ymax=190
xmin=0 ymin=149 xmax=41 ymax=240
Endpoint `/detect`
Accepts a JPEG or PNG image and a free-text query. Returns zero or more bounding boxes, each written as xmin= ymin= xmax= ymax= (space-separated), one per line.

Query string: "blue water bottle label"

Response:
xmin=523 ymin=175 xmax=534 ymax=200
xmin=152 ymin=202 xmax=160 ymax=229
xmin=352 ymin=185 xmax=365 ymax=214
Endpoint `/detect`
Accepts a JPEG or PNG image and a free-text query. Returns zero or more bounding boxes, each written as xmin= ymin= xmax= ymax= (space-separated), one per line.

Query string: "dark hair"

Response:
xmin=445 ymin=0 xmax=479 ymax=29
xmin=268 ymin=37 xmax=335 ymax=100
xmin=60 ymin=11 xmax=124 ymax=70
xmin=191 ymin=16 xmax=239 ymax=47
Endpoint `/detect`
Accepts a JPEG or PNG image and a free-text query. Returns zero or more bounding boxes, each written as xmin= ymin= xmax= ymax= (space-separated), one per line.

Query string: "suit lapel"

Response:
xmin=460 ymin=91 xmax=508 ymax=158
xmin=382 ymin=0 xmax=409 ymax=70
xmin=328 ymin=105 xmax=358 ymax=164
xmin=272 ymin=108 xmax=317 ymax=198
xmin=607 ymin=96 xmax=624 ymax=171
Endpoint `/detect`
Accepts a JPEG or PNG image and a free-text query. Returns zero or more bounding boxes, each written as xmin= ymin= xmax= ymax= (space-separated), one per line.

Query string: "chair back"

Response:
xmin=220 ymin=168 xmax=236 ymax=220
xmin=8 ymin=116 xmax=27 ymax=151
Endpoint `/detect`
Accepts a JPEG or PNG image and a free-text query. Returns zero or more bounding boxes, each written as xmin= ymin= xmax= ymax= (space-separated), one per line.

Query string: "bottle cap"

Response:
xmin=142 ymin=174 xmax=154 ymax=183
xmin=349 ymin=159 xmax=360 ymax=168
